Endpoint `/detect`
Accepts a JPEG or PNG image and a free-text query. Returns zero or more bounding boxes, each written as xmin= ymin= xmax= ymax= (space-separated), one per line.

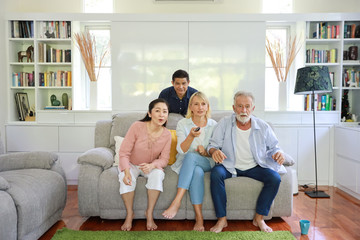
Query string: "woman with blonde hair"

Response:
xmin=162 ymin=91 xmax=217 ymax=231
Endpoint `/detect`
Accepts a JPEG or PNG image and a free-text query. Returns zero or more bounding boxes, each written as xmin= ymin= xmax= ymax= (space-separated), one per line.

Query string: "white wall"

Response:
xmin=0 ymin=2 xmax=6 ymax=142
xmin=2 ymin=0 xmax=360 ymax=13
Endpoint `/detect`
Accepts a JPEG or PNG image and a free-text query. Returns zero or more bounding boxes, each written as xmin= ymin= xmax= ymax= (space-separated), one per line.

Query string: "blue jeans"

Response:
xmin=178 ymin=152 xmax=212 ymax=205
xmin=210 ymin=164 xmax=281 ymax=218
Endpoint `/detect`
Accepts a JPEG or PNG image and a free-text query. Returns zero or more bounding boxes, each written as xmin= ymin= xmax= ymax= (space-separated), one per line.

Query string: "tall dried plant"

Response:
xmin=266 ymin=35 xmax=302 ymax=82
xmin=74 ymin=31 xmax=109 ymax=82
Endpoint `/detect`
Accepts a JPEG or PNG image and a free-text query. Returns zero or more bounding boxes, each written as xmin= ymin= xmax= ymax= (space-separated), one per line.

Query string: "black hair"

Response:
xmin=140 ymin=98 xmax=170 ymax=127
xmin=172 ymin=69 xmax=189 ymax=82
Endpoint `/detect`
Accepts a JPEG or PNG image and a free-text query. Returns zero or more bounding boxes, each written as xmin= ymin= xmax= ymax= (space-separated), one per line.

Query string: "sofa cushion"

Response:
xmin=78 ymin=147 xmax=115 ymax=170
xmin=109 ymin=112 xmax=145 ymax=149
xmin=1 ymin=169 xmax=66 ymax=240
xmin=166 ymin=113 xmax=184 ymax=130
xmin=0 ymin=176 xmax=10 ymax=190
xmin=113 ymin=136 xmax=124 ymax=167
xmin=0 ymin=152 xmax=57 ymax=171
xmin=0 ymin=191 xmax=17 ymax=240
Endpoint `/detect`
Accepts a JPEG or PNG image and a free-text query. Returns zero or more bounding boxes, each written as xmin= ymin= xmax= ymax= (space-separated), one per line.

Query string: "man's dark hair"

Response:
xmin=172 ymin=69 xmax=189 ymax=82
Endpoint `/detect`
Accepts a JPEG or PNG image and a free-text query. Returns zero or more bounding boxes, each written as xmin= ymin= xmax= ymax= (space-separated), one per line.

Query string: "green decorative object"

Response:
xmin=62 ymin=93 xmax=69 ymax=109
xmin=52 ymin=100 xmax=61 ymax=106
xmin=50 ymin=94 xmax=57 ymax=105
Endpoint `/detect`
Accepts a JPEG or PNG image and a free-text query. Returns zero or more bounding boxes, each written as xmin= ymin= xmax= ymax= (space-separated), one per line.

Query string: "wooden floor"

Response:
xmin=39 ymin=186 xmax=360 ymax=240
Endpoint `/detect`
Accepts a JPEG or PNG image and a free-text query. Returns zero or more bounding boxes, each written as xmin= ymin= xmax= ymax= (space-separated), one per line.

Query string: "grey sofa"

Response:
xmin=0 ymin=136 xmax=67 ymax=240
xmin=77 ymin=112 xmax=294 ymax=221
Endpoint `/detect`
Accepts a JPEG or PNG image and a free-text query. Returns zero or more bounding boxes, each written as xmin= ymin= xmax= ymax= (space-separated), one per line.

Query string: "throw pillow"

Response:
xmin=169 ymin=129 xmax=178 ymax=165
xmin=113 ymin=136 xmax=124 ymax=167
xmin=283 ymin=152 xmax=295 ymax=166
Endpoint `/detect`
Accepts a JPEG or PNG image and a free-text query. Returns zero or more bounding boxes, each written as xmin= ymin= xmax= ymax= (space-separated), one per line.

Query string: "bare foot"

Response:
xmin=145 ymin=210 xmax=158 ymax=231
xmin=252 ymin=218 xmax=273 ymax=232
xmin=162 ymin=201 xmax=181 ymax=219
xmin=121 ymin=212 xmax=134 ymax=231
xmin=193 ymin=220 xmax=205 ymax=232
xmin=210 ymin=217 xmax=228 ymax=233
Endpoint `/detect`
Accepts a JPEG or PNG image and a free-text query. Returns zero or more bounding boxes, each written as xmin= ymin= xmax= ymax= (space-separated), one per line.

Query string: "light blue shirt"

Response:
xmin=207 ymin=113 xmax=286 ymax=176
xmin=171 ymin=117 xmax=217 ymax=174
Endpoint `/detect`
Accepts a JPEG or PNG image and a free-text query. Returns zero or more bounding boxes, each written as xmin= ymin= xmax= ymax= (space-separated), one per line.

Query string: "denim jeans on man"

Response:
xmin=210 ymin=164 xmax=281 ymax=217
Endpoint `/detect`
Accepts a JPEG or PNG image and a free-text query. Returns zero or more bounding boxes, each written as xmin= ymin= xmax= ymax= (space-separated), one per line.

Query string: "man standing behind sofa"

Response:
xmin=207 ymin=91 xmax=286 ymax=233
xmin=159 ymin=69 xmax=197 ymax=116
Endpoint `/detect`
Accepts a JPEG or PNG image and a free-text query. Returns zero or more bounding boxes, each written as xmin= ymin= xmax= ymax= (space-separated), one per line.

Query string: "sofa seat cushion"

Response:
xmin=0 ymin=169 xmax=66 ymax=239
xmin=185 ymin=172 xmax=273 ymax=220
xmin=98 ymin=166 xmax=187 ymax=220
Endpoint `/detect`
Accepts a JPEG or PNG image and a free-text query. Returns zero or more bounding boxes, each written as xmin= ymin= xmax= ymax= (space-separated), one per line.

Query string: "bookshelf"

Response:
xmin=7 ymin=20 xmax=72 ymax=123
xmin=305 ymin=20 xmax=360 ymax=123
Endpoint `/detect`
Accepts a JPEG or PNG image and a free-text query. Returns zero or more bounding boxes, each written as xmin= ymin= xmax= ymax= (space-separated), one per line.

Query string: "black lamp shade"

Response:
xmin=294 ymin=66 xmax=333 ymax=95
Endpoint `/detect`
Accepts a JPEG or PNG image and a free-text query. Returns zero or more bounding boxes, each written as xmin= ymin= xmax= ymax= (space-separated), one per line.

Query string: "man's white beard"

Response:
xmin=236 ymin=114 xmax=250 ymax=125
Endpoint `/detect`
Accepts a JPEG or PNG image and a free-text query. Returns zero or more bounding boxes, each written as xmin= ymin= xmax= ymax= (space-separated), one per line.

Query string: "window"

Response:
xmin=73 ymin=24 xmax=111 ymax=110
xmin=262 ymin=0 xmax=293 ymax=13
xmin=83 ymin=0 xmax=113 ymax=13
xmin=265 ymin=25 xmax=304 ymax=111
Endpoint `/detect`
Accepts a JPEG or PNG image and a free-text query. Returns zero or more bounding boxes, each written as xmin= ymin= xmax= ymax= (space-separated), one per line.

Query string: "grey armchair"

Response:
xmin=0 ymin=133 xmax=67 ymax=240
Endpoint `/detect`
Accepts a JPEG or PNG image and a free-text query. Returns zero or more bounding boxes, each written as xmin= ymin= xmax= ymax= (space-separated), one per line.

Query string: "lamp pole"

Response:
xmin=305 ymin=90 xmax=330 ymax=198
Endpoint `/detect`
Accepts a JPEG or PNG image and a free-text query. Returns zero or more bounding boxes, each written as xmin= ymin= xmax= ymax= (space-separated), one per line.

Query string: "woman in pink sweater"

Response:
xmin=118 ymin=98 xmax=171 ymax=231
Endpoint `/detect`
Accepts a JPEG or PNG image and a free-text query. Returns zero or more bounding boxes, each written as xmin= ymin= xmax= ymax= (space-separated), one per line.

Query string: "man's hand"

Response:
xmin=196 ymin=145 xmax=210 ymax=157
xmin=139 ymin=163 xmax=154 ymax=174
xmin=272 ymin=151 xmax=285 ymax=165
xmin=210 ymin=149 xmax=227 ymax=164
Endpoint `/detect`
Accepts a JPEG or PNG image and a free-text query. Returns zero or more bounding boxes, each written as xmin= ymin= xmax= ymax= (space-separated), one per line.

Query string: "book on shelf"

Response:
xmin=329 ymin=72 xmax=335 ymax=87
xmin=305 ymin=94 xmax=336 ymax=111
xmin=311 ymin=22 xmax=340 ymax=39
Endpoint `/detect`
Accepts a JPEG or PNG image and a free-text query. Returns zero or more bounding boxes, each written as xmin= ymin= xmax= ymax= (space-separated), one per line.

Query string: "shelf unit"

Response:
xmin=305 ymin=20 xmax=360 ymax=123
xmin=7 ymin=20 xmax=73 ymax=123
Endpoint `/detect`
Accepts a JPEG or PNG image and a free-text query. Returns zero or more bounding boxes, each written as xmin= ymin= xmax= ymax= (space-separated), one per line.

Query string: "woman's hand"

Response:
xmin=197 ymin=145 xmax=210 ymax=157
xmin=139 ymin=163 xmax=154 ymax=174
xmin=123 ymin=169 xmax=132 ymax=186
xmin=190 ymin=126 xmax=201 ymax=138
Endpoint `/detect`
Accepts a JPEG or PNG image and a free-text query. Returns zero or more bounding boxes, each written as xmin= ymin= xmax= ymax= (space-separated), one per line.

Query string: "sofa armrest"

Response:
xmin=0 ymin=151 xmax=58 ymax=172
xmin=0 ymin=176 xmax=10 ymax=190
xmin=77 ymin=147 xmax=115 ymax=170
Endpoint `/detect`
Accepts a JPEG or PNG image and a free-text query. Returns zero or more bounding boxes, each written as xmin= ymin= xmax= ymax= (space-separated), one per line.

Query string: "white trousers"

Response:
xmin=118 ymin=163 xmax=165 ymax=195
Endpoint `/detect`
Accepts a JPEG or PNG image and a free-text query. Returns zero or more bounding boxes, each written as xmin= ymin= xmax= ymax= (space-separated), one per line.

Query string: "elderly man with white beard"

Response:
xmin=207 ymin=91 xmax=286 ymax=233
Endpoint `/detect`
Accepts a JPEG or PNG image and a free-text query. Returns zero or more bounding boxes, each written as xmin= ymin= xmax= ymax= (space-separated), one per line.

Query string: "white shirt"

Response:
xmin=234 ymin=126 xmax=257 ymax=171
xmin=171 ymin=117 xmax=217 ymax=174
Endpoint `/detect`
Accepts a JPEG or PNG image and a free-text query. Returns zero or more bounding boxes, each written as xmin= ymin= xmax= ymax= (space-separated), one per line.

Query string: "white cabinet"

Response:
xmin=334 ymin=126 xmax=360 ymax=200
xmin=274 ymin=124 xmax=333 ymax=186
xmin=297 ymin=126 xmax=332 ymax=185
xmin=6 ymin=125 xmax=58 ymax=152
xmin=5 ymin=124 xmax=95 ymax=185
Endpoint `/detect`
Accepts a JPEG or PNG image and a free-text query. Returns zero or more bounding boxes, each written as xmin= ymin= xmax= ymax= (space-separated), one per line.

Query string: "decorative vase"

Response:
xmin=278 ymin=81 xmax=287 ymax=111
xmin=89 ymin=81 xmax=98 ymax=110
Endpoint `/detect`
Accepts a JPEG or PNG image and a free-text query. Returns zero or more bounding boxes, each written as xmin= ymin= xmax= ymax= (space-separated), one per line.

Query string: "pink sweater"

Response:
xmin=119 ymin=121 xmax=171 ymax=172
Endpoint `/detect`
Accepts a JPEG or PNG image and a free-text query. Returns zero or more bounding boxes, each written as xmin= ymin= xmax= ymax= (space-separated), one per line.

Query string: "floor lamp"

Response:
xmin=294 ymin=66 xmax=332 ymax=198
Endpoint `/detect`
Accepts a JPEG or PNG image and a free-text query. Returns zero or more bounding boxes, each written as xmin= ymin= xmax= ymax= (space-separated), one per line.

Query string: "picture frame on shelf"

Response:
xmin=15 ymin=92 xmax=30 ymax=121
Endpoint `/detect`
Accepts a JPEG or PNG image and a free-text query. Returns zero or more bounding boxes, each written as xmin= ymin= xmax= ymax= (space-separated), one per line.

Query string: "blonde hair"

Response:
xmin=185 ymin=91 xmax=211 ymax=119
